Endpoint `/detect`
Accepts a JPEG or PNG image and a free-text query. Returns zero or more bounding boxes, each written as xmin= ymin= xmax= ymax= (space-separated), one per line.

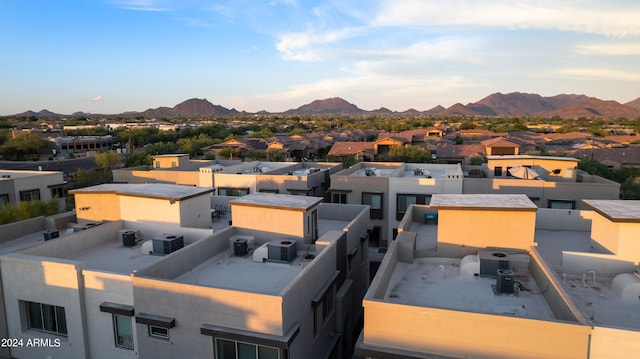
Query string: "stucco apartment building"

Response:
xmin=0 ymin=170 xmax=66 ymax=208
xmin=327 ymin=162 xmax=464 ymax=256
xmin=463 ymin=155 xmax=621 ymax=209
xmin=113 ymin=154 xmax=342 ymax=198
xmin=356 ymin=194 xmax=640 ymax=358
xmin=0 ymin=186 xmax=370 ymax=359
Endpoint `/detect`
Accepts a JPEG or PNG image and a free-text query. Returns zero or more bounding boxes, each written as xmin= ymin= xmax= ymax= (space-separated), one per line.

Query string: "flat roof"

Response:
xmin=582 ymin=200 xmax=640 ymax=223
xmin=383 ymin=257 xmax=555 ymax=320
xmin=534 ymin=228 xmax=640 ymax=330
xmin=69 ymin=183 xmax=213 ymax=201
xmin=430 ymin=194 xmax=538 ymax=211
xmin=486 ymin=155 xmax=579 ymax=162
xmin=0 ymin=170 xmax=61 ymax=179
xmin=350 ymin=168 xmax=396 ymax=177
xmin=230 ymin=193 xmax=322 ymax=211
xmin=68 ymin=236 xmax=163 ymax=274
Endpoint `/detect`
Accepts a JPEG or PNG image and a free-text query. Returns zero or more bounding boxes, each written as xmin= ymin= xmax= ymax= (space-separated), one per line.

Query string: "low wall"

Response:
xmin=528 ymin=248 xmax=586 ymax=323
xmin=0 ymin=216 xmax=46 ymax=243
xmin=535 ymin=208 xmax=593 ymax=231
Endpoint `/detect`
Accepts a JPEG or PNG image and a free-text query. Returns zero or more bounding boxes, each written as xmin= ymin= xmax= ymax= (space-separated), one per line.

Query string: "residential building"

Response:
xmin=112 ymin=155 xmax=240 ymax=186
xmin=0 ymin=170 xmax=66 ymax=208
xmin=328 ymin=162 xmax=463 ymax=256
xmin=463 ymin=155 xmax=620 ymax=209
xmin=356 ymin=194 xmax=640 ymax=358
xmin=114 ymin=155 xmax=342 ymax=198
xmin=0 ymin=189 xmax=370 ymax=359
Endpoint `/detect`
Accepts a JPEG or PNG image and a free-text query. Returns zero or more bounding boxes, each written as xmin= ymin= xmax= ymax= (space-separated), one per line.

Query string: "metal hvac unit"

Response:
xmin=43 ymin=229 xmax=60 ymax=241
xmin=122 ymin=230 xmax=137 ymax=247
xmin=496 ymin=269 xmax=515 ymax=294
xmin=229 ymin=236 xmax=255 ymax=256
xmin=267 ymin=240 xmax=297 ymax=262
xmin=152 ymin=235 xmax=184 ymax=255
xmin=479 ymin=250 xmax=510 ymax=277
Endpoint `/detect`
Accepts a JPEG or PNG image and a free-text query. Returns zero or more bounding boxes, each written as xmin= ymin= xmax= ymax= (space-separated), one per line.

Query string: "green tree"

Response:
xmin=0 ymin=133 xmax=54 ymax=160
xmin=219 ymin=147 xmax=236 ymax=160
xmin=388 ymin=145 xmax=431 ymax=163
xmin=578 ymin=159 xmax=611 ymax=179
xmin=124 ymin=152 xmax=152 ymax=167
xmin=0 ymin=198 xmax=60 ymax=225
xmin=95 ymin=151 xmax=122 ymax=172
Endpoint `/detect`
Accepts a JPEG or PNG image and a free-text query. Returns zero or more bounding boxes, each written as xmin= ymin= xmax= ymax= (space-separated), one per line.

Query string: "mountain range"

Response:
xmin=11 ymin=92 xmax=640 ymax=119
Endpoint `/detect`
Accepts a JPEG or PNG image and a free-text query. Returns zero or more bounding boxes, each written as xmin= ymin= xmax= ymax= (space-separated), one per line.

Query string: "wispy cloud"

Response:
xmin=91 ymin=95 xmax=103 ymax=102
xmin=575 ymin=43 xmax=640 ymax=56
xmin=373 ymin=0 xmax=640 ymax=36
xmin=557 ymin=68 xmax=640 ymax=81
xmin=109 ymin=0 xmax=171 ymax=12
xmin=276 ymin=27 xmax=361 ymax=61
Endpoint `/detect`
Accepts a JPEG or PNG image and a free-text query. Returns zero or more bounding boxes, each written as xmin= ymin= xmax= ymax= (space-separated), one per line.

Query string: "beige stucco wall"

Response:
xmin=120 ymin=196 xmax=182 ymax=225
xmin=0 ymin=254 xmax=88 ymax=359
xmin=231 ymin=205 xmax=304 ymax=238
xmin=361 ymin=299 xmax=590 ymax=358
xmin=590 ymin=326 xmax=640 ymax=359
xmin=437 ymin=209 xmax=537 ymax=250
xmin=75 ymin=193 xmax=121 ymax=222
xmin=152 ymin=155 xmax=189 ymax=168
xmin=113 ymin=169 xmax=200 ymax=186
xmin=591 ymin=213 xmax=640 ymax=264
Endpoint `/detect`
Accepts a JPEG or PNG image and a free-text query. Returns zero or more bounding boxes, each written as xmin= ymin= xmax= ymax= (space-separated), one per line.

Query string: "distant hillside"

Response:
xmin=7 ymin=92 xmax=640 ymax=118
xmin=141 ymin=98 xmax=240 ymax=117
xmin=624 ymin=97 xmax=640 ymax=111
xmin=14 ymin=109 xmax=62 ymax=117
xmin=285 ymin=97 xmax=364 ymax=114
xmin=431 ymin=92 xmax=639 ymax=118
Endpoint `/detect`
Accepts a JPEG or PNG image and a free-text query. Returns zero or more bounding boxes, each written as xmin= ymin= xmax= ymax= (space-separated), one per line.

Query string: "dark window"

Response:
xmin=396 ymin=194 xmax=431 ymax=221
xmin=215 ymin=338 xmax=279 ymax=359
xmin=362 ymin=192 xmax=383 ymax=220
xmin=50 ymin=186 xmax=65 ymax=198
xmin=494 ymin=166 xmax=503 ymax=176
xmin=20 ymin=189 xmax=40 ymax=202
xmin=113 ymin=314 xmax=134 ymax=349
xmin=25 ymin=301 xmax=67 ymax=336
xmin=548 ymin=200 xmax=576 ymax=210
xmin=312 ymin=275 xmax=337 ymax=337
xmin=0 ymin=193 xmax=9 ymax=208
xmin=149 ymin=325 xmax=169 ymax=340
xmin=331 ymin=192 xmax=347 ymax=204
xmin=218 ymin=187 xmax=249 ymax=196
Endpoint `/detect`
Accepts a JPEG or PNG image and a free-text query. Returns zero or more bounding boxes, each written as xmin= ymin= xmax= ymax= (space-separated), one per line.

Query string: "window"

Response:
xmin=113 ymin=314 xmax=134 ymax=349
xmin=50 ymin=185 xmax=65 ymax=198
xmin=396 ymin=194 xmax=432 ymax=221
xmin=149 ymin=325 xmax=169 ymax=340
xmin=215 ymin=338 xmax=279 ymax=359
xmin=19 ymin=189 xmax=40 ymax=202
xmin=218 ymin=187 xmax=249 ymax=196
xmin=494 ymin=166 xmax=503 ymax=176
xmin=331 ymin=192 xmax=347 ymax=204
xmin=312 ymin=272 xmax=338 ymax=336
xmin=0 ymin=193 xmax=8 ymax=208
xmin=362 ymin=192 xmax=383 ymax=220
xmin=548 ymin=200 xmax=576 ymax=210
xmin=24 ymin=301 xmax=67 ymax=336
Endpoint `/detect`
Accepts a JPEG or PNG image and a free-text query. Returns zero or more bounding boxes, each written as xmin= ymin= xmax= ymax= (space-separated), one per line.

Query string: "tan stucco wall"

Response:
xmin=437 ymin=209 xmax=536 ymax=250
xmin=114 ymin=169 xmax=200 ymax=186
xmin=120 ymin=196 xmax=182 ymax=225
xmin=362 ymin=299 xmax=590 ymax=358
xmin=75 ymin=193 xmax=121 ymax=222
xmin=231 ymin=205 xmax=304 ymax=238
xmin=590 ymin=326 xmax=640 ymax=359
xmin=591 ymin=213 xmax=640 ymax=263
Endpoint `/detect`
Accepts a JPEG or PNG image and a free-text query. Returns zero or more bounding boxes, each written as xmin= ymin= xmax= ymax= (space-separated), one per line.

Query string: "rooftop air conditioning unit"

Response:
xmin=479 ymin=250 xmax=510 ymax=277
xmin=43 ymin=229 xmax=60 ymax=241
xmin=122 ymin=230 xmax=138 ymax=247
xmin=496 ymin=269 xmax=515 ymax=294
xmin=267 ymin=239 xmax=297 ymax=262
xmin=152 ymin=235 xmax=184 ymax=255
xmin=229 ymin=235 xmax=255 ymax=256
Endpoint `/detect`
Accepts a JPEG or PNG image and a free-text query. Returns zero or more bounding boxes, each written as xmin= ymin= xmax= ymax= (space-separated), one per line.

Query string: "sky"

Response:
xmin=1 ymin=0 xmax=640 ymax=115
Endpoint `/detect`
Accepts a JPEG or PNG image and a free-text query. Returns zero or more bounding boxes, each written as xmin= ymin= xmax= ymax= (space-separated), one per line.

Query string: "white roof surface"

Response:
xmin=430 ymin=194 xmax=538 ymax=210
